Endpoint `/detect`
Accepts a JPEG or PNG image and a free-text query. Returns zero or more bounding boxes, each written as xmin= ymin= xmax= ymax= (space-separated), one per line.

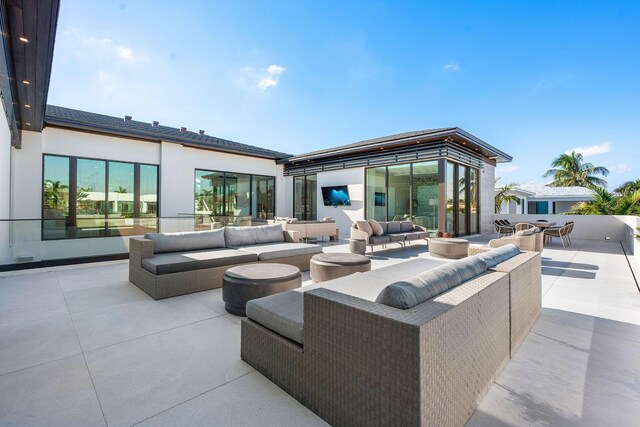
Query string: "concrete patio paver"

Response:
xmin=0 ymin=237 xmax=638 ymax=426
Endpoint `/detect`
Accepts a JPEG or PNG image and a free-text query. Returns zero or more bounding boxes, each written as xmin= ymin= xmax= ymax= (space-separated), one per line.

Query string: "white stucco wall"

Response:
xmin=480 ymin=164 xmax=495 ymax=234
xmin=315 ymin=168 xmax=365 ymax=237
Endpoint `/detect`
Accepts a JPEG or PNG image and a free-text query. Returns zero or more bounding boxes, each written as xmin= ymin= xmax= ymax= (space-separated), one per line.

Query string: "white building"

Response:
xmin=497 ymin=184 xmax=595 ymax=215
xmin=0 ymin=3 xmax=513 ymax=268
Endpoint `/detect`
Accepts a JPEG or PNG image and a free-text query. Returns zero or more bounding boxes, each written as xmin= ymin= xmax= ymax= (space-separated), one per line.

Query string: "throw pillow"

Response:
xmin=368 ymin=219 xmax=384 ymax=236
xmin=356 ymin=220 xmax=373 ymax=236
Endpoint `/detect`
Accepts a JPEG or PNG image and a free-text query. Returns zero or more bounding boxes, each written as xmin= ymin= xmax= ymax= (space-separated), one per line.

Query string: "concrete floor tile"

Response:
xmin=0 ymin=276 xmax=68 ymax=326
xmin=85 ymin=317 xmax=252 ymax=427
xmin=188 ymin=288 xmax=227 ymax=315
xmin=0 ymin=355 xmax=106 ymax=427
xmin=63 ymin=282 xmax=150 ymax=314
xmin=71 ymin=295 xmax=218 ymax=351
xmin=56 ymin=262 xmax=130 ymax=292
xmin=137 ymin=371 xmax=328 ymax=427
xmin=0 ymin=314 xmax=81 ymax=376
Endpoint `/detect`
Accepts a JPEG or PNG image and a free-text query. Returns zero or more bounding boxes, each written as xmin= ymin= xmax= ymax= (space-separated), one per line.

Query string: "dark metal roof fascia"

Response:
xmin=45 ymin=118 xmax=289 ymax=160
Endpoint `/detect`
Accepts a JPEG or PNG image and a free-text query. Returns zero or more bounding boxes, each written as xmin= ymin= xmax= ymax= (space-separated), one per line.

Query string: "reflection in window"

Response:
xmin=293 ymin=174 xmax=317 ymax=221
xmin=469 ymin=168 xmax=479 ymax=234
xmin=43 ymin=155 xmax=70 ymax=239
xmin=225 ymin=173 xmax=251 ymax=217
xmin=458 ymin=165 xmax=467 ymax=236
xmin=108 ymin=162 xmax=135 ymax=236
xmin=388 ymin=164 xmax=411 ymax=221
xmin=77 ymin=159 xmax=107 ymax=238
xmin=140 ymin=165 xmax=158 ymax=218
xmin=412 ymin=161 xmax=439 ymax=232
xmin=446 ymin=162 xmax=455 ymax=234
xmin=365 ymin=167 xmax=387 ymax=222
xmin=252 ymin=175 xmax=275 ymax=219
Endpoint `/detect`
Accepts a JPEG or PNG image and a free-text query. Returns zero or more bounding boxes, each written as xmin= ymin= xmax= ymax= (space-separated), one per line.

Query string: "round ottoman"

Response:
xmin=310 ymin=253 xmax=371 ymax=283
xmin=429 ymin=238 xmax=470 ymax=259
xmin=222 ymin=263 xmax=302 ymax=316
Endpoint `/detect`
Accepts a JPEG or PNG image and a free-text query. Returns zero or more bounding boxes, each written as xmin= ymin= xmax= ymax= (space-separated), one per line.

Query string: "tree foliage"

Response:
xmin=494 ymin=179 xmax=520 ymax=214
xmin=570 ymin=187 xmax=640 ymax=216
xmin=543 ymin=151 xmax=609 ymax=188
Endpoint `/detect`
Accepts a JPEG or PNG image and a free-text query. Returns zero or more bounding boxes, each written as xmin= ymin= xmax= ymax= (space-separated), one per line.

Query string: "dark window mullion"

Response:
xmin=133 ymin=163 xmax=141 ymax=219
xmin=69 ymin=157 xmax=78 ymax=239
xmin=453 ymin=164 xmax=459 ymax=237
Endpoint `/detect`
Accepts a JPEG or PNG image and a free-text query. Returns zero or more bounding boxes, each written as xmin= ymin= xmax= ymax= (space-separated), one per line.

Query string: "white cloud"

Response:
xmin=497 ymin=164 xmax=519 ymax=174
xmin=257 ymin=64 xmax=286 ymax=90
xmin=566 ymin=141 xmax=611 ymax=156
xmin=443 ymin=62 xmax=460 ymax=72
xmin=62 ymin=28 xmax=136 ymax=62
xmin=608 ymin=163 xmax=631 ymax=173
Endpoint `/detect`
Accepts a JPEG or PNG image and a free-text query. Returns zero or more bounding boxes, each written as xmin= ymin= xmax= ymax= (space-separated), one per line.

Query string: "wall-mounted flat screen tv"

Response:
xmin=321 ymin=186 xmax=351 ymax=206
xmin=374 ymin=192 xmax=386 ymax=206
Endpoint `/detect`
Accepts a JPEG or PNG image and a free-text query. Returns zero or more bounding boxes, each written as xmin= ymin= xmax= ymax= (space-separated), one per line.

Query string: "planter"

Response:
xmin=443 ymin=232 xmax=452 ymax=238
xmin=436 ymin=231 xmax=443 ymax=238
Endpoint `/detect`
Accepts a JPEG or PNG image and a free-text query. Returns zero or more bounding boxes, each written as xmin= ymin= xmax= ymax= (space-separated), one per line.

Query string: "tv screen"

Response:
xmin=321 ymin=186 xmax=351 ymax=206
xmin=374 ymin=192 xmax=386 ymax=206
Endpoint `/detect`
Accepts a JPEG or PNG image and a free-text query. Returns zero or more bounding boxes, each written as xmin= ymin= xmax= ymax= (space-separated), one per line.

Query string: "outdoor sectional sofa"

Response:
xmin=274 ymin=218 xmax=338 ymax=242
xmin=241 ymin=245 xmax=541 ymax=426
xmin=350 ymin=220 xmax=430 ymax=254
xmin=129 ymin=224 xmax=322 ymax=300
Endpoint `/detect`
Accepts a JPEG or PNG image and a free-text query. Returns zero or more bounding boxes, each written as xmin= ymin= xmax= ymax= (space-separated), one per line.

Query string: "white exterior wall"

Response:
xmin=4 ymin=127 xmax=283 ymax=264
xmin=159 ymin=141 xmax=279 ymax=217
xmin=480 ymin=164 xmax=495 ymax=234
xmin=315 ymin=168 xmax=365 ymax=237
xmin=0 ymin=107 xmax=12 ymax=264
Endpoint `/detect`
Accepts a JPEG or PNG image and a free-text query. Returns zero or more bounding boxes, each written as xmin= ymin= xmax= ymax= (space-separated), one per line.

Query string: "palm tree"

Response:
xmin=43 ymin=180 xmax=69 ymax=210
xmin=614 ymin=179 xmax=640 ymax=195
xmin=494 ymin=179 xmax=520 ymax=213
xmin=543 ymin=151 xmax=609 ymax=188
xmin=116 ymin=186 xmax=128 ymax=193
xmin=571 ymin=187 xmax=640 ymax=216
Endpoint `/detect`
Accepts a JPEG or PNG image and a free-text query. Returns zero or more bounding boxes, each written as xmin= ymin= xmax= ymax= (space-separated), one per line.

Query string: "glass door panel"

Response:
xmin=387 ymin=164 xmax=410 ymax=221
xmin=458 ymin=165 xmax=467 ymax=236
xmin=107 ymin=161 xmax=135 ymax=236
xmin=412 ymin=161 xmax=438 ymax=232
xmin=366 ymin=167 xmax=387 ymax=221
xmin=43 ymin=155 xmax=71 ymax=239
xmin=446 ymin=162 xmax=455 ymax=234
xmin=76 ymin=159 xmax=107 ymax=238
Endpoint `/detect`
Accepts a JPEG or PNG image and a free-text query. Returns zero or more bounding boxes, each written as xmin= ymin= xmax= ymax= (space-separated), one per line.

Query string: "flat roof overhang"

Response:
xmin=2 ymin=0 xmax=60 ymax=147
xmin=279 ymin=127 xmax=512 ymax=166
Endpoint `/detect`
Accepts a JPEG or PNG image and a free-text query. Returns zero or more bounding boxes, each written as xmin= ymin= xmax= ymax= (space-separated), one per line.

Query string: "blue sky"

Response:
xmin=48 ymin=1 xmax=640 ymax=188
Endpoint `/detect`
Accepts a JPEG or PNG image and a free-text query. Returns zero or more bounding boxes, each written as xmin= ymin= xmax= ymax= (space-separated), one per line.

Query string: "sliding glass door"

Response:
xmin=293 ymin=174 xmax=317 ymax=220
xmin=412 ymin=161 xmax=438 ymax=231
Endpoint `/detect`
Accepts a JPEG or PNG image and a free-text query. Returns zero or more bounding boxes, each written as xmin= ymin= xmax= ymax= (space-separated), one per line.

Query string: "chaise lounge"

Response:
xmin=241 ymin=245 xmax=541 ymax=426
xmin=129 ymin=224 xmax=322 ymax=299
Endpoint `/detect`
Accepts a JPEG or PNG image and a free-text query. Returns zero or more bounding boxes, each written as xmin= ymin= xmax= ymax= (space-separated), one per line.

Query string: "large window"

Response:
xmin=293 ymin=174 xmax=317 ymax=220
xmin=365 ymin=160 xmax=479 ymax=236
xmin=42 ymin=155 xmax=159 ymax=240
xmin=195 ymin=169 xmax=275 ymax=224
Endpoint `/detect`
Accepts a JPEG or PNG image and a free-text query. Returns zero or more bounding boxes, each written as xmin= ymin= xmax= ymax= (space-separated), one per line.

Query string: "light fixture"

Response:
xmin=19 ymin=36 xmax=28 ymax=43
xmin=24 ymin=104 xmax=31 ymax=108
xmin=25 ymin=122 xmax=31 ymax=126
xmin=22 ymin=80 xmax=30 ymax=85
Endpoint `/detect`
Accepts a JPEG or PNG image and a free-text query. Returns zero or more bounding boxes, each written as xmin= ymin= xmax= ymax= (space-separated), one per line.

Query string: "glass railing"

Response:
xmin=0 ymin=216 xmax=272 ymax=269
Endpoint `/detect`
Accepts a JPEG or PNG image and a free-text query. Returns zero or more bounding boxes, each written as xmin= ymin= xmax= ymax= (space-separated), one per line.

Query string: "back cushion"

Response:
xmin=224 ymin=226 xmax=257 ymax=248
xmin=376 ymin=256 xmax=487 ymax=309
xmin=477 ymin=244 xmax=520 ymax=268
xmin=368 ymin=219 xmax=384 ymax=236
xmin=356 ymin=220 xmax=373 ymax=236
xmin=400 ymin=221 xmax=414 ymax=232
xmin=144 ymin=229 xmax=225 ymax=254
xmin=379 ymin=222 xmax=388 ymax=234
xmin=255 ymin=224 xmax=285 ymax=244
xmin=387 ymin=221 xmax=402 ymax=234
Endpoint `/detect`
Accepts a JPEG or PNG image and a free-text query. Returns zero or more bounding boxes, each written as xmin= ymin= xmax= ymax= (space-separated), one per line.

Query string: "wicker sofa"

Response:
xmin=129 ymin=224 xmax=322 ymax=300
xmin=469 ymin=227 xmax=543 ymax=254
xmin=241 ymin=246 xmax=541 ymax=426
xmin=350 ymin=220 xmax=429 ymax=254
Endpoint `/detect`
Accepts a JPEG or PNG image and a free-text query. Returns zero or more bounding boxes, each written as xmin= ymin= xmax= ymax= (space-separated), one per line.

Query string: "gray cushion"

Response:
xmin=400 ymin=221 xmax=414 ymax=232
xmin=224 ymin=227 xmax=257 ymax=248
xmin=379 ymin=222 xmax=388 ymax=234
xmin=477 ymin=244 xmax=520 ymax=269
xmin=388 ymin=234 xmax=405 ymax=242
xmin=387 ymin=221 xmax=401 ymax=234
xmin=403 ymin=231 xmax=429 ymax=241
xmin=144 ymin=229 xmax=225 ymax=254
xmin=254 ymin=224 xmax=285 ymax=244
xmin=369 ymin=235 xmax=391 ymax=244
xmin=247 ymin=291 xmax=304 ymax=344
xmin=376 ymin=256 xmax=488 ymax=309
xmin=141 ymin=249 xmax=257 ymax=275
xmin=238 ymin=242 xmax=322 ymax=261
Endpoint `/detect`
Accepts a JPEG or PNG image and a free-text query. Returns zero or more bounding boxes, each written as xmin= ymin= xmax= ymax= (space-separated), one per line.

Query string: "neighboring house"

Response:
xmin=0 ymin=1 xmax=513 ymax=267
xmin=497 ymin=184 xmax=595 ymax=215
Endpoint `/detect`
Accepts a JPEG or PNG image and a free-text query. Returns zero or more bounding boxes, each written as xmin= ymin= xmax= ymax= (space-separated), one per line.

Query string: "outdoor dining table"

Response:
xmin=517 ymin=221 xmax=557 ymax=245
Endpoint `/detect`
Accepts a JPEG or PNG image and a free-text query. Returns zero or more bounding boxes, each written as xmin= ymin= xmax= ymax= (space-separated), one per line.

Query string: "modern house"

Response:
xmin=0 ymin=1 xmax=512 ymax=268
xmin=497 ymin=183 xmax=596 ymax=215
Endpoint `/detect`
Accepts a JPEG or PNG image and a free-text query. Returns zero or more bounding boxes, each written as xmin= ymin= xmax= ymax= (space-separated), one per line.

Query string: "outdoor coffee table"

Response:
xmin=429 ymin=238 xmax=470 ymax=259
xmin=310 ymin=252 xmax=371 ymax=283
xmin=222 ymin=263 xmax=302 ymax=316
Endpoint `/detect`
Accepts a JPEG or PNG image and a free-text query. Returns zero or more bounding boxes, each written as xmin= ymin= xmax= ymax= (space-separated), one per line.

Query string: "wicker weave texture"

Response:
xmin=128 ymin=237 xmax=314 ymax=300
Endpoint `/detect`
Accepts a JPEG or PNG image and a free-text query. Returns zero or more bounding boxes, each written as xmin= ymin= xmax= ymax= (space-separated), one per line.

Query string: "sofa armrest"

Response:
xmin=129 ymin=236 xmax=154 ymax=266
xmin=283 ymin=230 xmax=299 ymax=243
xmin=350 ymin=226 xmax=369 ymax=241
xmin=468 ymin=245 xmax=491 ymax=256
xmin=488 ymin=236 xmax=520 ymax=249
xmin=413 ymin=225 xmax=428 ymax=233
